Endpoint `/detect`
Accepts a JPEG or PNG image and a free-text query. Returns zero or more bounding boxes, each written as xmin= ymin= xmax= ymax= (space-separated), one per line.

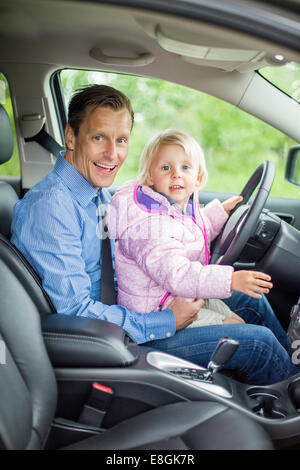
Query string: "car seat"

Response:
xmin=0 ymin=104 xmax=56 ymax=313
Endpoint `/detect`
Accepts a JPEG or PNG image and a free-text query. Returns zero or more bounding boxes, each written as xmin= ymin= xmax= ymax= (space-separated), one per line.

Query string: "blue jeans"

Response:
xmin=142 ymin=292 xmax=299 ymax=385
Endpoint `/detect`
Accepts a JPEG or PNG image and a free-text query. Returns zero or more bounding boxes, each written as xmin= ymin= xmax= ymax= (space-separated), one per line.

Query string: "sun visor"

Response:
xmin=155 ymin=24 xmax=289 ymax=72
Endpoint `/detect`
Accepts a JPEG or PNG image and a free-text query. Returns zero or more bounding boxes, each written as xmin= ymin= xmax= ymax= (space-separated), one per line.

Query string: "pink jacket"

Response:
xmin=106 ymin=180 xmax=234 ymax=313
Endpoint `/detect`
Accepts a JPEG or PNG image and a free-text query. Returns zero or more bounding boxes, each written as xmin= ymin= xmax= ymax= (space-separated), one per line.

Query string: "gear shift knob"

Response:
xmin=207 ymin=337 xmax=239 ymax=374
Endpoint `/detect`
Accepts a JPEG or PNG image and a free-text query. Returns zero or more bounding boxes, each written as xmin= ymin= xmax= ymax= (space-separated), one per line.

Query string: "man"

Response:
xmin=11 ymin=85 xmax=202 ymax=344
xmin=11 ymin=85 xmax=298 ymax=384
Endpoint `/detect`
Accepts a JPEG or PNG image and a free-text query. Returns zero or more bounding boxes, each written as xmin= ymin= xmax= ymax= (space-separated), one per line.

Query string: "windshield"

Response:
xmin=259 ymin=62 xmax=300 ymax=103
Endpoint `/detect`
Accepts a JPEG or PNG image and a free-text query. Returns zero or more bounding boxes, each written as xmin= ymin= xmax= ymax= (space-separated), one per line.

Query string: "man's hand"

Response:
xmin=222 ymin=195 xmax=243 ymax=215
xmin=168 ymin=297 xmax=204 ymax=331
xmin=231 ymin=270 xmax=273 ymax=299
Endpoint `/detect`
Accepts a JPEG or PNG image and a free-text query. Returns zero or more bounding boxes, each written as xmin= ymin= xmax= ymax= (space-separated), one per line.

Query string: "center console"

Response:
xmin=42 ymin=315 xmax=300 ymax=449
xmin=146 ymin=346 xmax=300 ymax=447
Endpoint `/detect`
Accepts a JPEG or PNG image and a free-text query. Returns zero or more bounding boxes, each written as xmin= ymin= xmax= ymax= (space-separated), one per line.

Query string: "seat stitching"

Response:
xmin=43 ymin=333 xmax=113 ymax=348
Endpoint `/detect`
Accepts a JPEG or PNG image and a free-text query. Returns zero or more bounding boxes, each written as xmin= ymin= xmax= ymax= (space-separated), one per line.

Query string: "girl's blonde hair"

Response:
xmin=138 ymin=129 xmax=208 ymax=190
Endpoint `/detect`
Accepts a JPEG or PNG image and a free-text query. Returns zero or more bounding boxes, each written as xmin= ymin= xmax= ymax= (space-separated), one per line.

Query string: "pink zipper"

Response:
xmin=158 ymin=291 xmax=170 ymax=311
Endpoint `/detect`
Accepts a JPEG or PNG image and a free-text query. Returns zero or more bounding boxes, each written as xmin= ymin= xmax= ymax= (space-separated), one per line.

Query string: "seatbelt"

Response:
xmin=24 ymin=124 xmax=64 ymax=157
xmin=101 ymin=234 xmax=116 ymax=306
xmin=96 ymin=193 xmax=116 ymax=306
xmin=78 ymin=382 xmax=114 ymax=428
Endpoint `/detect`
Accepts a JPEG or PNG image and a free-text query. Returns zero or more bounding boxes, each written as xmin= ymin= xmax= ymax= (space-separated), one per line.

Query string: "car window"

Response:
xmin=259 ymin=62 xmax=300 ymax=103
xmin=59 ymin=69 xmax=300 ymax=198
xmin=0 ymin=73 xmax=20 ymax=177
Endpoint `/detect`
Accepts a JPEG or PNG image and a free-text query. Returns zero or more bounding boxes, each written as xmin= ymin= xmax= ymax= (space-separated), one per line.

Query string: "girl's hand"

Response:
xmin=222 ymin=195 xmax=243 ymax=215
xmin=231 ymin=270 xmax=273 ymax=299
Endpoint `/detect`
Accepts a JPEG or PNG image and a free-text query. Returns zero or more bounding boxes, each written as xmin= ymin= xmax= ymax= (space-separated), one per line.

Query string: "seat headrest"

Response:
xmin=0 ymin=104 xmax=14 ymax=165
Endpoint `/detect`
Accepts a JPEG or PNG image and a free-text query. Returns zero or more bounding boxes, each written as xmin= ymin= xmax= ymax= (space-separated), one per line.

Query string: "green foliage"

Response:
xmin=0 ymin=73 xmax=20 ymax=177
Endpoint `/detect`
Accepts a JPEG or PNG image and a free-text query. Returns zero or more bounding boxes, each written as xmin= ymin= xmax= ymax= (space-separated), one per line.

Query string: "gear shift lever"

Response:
xmin=207 ymin=337 xmax=239 ymax=376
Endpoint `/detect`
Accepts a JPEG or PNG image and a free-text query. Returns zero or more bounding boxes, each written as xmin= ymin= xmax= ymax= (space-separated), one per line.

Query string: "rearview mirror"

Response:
xmin=285 ymin=146 xmax=300 ymax=187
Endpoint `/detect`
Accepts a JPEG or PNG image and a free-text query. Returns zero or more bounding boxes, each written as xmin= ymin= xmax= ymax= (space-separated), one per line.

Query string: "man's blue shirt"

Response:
xmin=11 ymin=153 xmax=175 ymax=344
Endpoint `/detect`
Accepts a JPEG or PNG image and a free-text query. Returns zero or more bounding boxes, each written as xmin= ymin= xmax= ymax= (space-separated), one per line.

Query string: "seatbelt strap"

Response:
xmin=96 ymin=193 xmax=116 ymax=306
xmin=24 ymin=124 xmax=64 ymax=157
xmin=101 ymin=235 xmax=116 ymax=306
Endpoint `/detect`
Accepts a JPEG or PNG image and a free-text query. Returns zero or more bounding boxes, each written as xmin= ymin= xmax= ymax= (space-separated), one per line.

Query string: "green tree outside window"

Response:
xmin=0 ymin=73 xmax=20 ymax=177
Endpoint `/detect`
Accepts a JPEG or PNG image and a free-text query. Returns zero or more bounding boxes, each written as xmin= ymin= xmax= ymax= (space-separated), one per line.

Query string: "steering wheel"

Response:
xmin=210 ymin=161 xmax=275 ymax=266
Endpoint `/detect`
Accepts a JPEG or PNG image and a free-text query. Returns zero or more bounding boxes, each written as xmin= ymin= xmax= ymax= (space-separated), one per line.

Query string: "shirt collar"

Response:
xmin=54 ymin=151 xmax=101 ymax=207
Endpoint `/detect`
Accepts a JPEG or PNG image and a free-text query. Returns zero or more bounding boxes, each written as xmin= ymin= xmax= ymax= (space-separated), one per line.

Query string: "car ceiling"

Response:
xmin=1 ymin=0 xmax=300 ymax=64
xmin=0 ymin=0 xmax=300 ymax=140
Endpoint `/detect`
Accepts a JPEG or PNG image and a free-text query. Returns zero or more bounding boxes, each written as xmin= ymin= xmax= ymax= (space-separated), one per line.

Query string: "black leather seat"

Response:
xmin=0 ymin=104 xmax=55 ymax=314
xmin=0 ymin=232 xmax=56 ymax=314
xmin=0 ymin=255 xmax=273 ymax=450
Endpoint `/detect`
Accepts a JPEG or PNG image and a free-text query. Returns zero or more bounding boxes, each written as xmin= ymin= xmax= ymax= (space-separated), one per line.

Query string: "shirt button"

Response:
xmin=149 ymin=333 xmax=155 ymax=340
xmin=166 ymin=332 xmax=172 ymax=337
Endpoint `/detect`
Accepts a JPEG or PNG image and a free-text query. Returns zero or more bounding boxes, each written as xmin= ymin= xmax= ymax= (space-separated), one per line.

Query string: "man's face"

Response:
xmin=65 ymin=106 xmax=132 ymax=189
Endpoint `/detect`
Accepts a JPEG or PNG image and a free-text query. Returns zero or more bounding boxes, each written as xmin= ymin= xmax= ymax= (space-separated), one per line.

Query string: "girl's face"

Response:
xmin=146 ymin=144 xmax=202 ymax=210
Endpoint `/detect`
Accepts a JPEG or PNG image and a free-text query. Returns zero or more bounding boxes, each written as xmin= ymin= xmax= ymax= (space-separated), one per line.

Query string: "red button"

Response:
xmin=92 ymin=382 xmax=113 ymax=394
